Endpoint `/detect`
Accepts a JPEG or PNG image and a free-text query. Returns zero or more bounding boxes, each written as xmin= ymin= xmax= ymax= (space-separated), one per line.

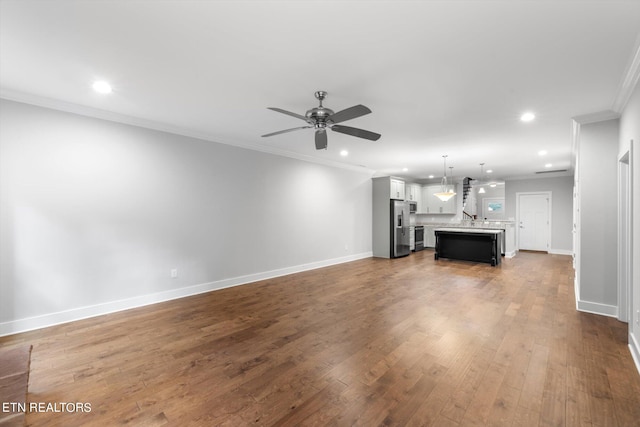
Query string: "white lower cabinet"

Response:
xmin=410 ymin=226 xmax=415 ymax=251
xmin=425 ymin=226 xmax=436 ymax=248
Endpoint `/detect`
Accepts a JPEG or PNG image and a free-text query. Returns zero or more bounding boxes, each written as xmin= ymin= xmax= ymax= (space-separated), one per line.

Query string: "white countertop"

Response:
xmin=418 ymin=221 xmax=514 ymax=229
xmin=434 ymin=227 xmax=503 ymax=234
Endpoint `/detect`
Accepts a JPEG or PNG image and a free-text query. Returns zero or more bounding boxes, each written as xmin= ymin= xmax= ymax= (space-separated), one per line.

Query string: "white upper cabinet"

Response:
xmin=406 ymin=183 xmax=421 ymax=203
xmin=389 ymin=178 xmax=405 ymax=200
xmin=420 ymin=185 xmax=457 ymax=214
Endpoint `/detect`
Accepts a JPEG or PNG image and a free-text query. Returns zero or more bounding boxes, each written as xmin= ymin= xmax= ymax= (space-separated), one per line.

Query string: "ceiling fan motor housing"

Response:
xmin=307 ymin=90 xmax=333 ymax=128
xmin=306 ymin=107 xmax=334 ymax=128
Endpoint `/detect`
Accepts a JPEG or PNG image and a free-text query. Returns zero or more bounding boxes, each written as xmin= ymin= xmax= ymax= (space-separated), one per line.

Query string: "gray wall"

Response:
xmin=0 ymin=99 xmax=373 ymax=333
xmin=505 ymin=176 xmax=574 ymax=253
xmin=577 ymin=119 xmax=619 ymax=308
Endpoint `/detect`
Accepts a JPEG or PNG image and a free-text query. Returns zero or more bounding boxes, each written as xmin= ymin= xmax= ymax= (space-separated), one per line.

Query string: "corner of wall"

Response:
xmin=576 ymin=299 xmax=618 ymax=318
xmin=549 ymin=249 xmax=573 ymax=256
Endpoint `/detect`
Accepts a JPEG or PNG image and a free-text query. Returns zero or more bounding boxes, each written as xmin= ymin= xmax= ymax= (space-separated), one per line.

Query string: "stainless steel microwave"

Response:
xmin=409 ymin=201 xmax=417 ymax=213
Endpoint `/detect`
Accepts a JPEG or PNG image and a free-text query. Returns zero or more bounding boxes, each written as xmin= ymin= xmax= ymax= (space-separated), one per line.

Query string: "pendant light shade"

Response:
xmin=434 ymin=155 xmax=457 ymax=202
xmin=434 ymin=192 xmax=455 ymax=202
xmin=477 ymin=163 xmax=486 ymax=194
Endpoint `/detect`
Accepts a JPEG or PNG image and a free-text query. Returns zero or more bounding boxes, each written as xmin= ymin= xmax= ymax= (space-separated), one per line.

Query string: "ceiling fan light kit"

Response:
xmin=262 ymin=91 xmax=381 ymax=150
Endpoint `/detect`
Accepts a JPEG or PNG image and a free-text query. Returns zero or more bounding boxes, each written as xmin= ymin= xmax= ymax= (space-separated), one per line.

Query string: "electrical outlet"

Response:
xmin=171 ymin=269 xmax=178 ymax=279
xmin=637 ymin=310 xmax=640 ymax=326
xmin=344 ymin=244 xmax=348 ymax=251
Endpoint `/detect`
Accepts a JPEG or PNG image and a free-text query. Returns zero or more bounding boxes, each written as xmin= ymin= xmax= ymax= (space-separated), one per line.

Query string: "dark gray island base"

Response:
xmin=434 ymin=228 xmax=503 ymax=266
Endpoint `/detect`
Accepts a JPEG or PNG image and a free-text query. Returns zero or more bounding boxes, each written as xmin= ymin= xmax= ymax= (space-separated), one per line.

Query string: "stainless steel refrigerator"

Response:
xmin=391 ymin=200 xmax=410 ymax=258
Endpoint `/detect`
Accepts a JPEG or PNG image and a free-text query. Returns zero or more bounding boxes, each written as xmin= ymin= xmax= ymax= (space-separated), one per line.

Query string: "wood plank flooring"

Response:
xmin=1 ymin=250 xmax=639 ymax=426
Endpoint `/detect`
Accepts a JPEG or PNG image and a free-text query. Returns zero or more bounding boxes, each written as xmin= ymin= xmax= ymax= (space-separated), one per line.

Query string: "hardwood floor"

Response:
xmin=1 ymin=250 xmax=639 ymax=426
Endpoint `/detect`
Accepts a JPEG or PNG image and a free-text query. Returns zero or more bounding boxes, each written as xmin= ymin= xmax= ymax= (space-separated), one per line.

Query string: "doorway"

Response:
xmin=517 ymin=192 xmax=551 ymax=251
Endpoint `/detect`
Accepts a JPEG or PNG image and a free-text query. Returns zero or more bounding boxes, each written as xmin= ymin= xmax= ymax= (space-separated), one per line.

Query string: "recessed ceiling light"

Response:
xmin=428 ymin=175 xmax=434 ymax=179
xmin=538 ymin=150 xmax=547 ymax=156
xmin=545 ymin=163 xmax=553 ymax=168
xmin=486 ymin=169 xmax=493 ymax=174
xmin=521 ymin=112 xmax=535 ymax=122
xmin=402 ymin=167 xmax=408 ymax=172
xmin=340 ymin=150 xmax=348 ymax=157
xmin=490 ymin=183 xmax=497 ymax=188
xmin=92 ymin=80 xmax=112 ymax=94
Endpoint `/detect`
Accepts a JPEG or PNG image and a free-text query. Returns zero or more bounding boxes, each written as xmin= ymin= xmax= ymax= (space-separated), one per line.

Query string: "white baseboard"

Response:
xmin=505 ymin=249 xmax=570 ymax=257
xmin=0 ymin=252 xmax=372 ymax=337
xmin=576 ymin=299 xmax=619 ymax=318
xmin=549 ymin=249 xmax=573 ymax=256
xmin=630 ymin=332 xmax=640 ymax=376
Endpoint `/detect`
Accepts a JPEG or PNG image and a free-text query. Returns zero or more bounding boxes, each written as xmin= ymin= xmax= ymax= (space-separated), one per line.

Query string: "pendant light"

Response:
xmin=478 ymin=163 xmax=486 ymax=194
xmin=434 ymin=155 xmax=457 ymax=202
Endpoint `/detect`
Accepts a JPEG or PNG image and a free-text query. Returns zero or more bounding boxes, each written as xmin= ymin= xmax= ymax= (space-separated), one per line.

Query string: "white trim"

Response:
xmin=612 ymin=33 xmax=640 ymax=112
xmin=572 ymin=120 xmax=581 ymax=310
xmin=630 ymin=333 xmax=640 ymax=376
xmin=515 ymin=191 xmax=552 ymax=252
xmin=618 ymin=149 xmax=632 ymax=322
xmin=576 ymin=300 xmax=618 ymax=318
xmin=0 ymin=251 xmax=372 ymax=337
xmin=549 ymin=249 xmax=572 ymax=256
xmin=504 ymin=250 xmax=516 ymax=258
xmin=572 ymin=110 xmax=620 ymax=125
xmin=0 ymin=92 xmax=376 ymax=176
xmin=570 ymin=120 xmax=580 ymax=175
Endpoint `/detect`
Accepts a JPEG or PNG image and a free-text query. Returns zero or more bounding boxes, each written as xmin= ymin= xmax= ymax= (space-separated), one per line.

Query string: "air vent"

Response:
xmin=535 ymin=169 xmax=567 ymax=174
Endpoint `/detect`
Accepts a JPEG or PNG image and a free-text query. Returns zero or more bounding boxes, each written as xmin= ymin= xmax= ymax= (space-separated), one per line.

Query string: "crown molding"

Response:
xmin=0 ymin=89 xmax=376 ymax=176
xmin=503 ymin=170 xmax=574 ymax=182
xmin=571 ymin=110 xmax=620 ymax=125
xmin=612 ymin=33 xmax=640 ymax=113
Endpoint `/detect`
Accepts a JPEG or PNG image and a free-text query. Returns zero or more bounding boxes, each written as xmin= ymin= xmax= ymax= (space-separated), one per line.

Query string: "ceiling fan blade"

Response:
xmin=327 ymin=104 xmax=372 ymax=124
xmin=262 ymin=126 xmax=311 ymax=137
xmin=315 ymin=130 xmax=328 ymax=150
xmin=331 ymin=124 xmax=381 ymax=141
xmin=267 ymin=107 xmax=308 ymax=122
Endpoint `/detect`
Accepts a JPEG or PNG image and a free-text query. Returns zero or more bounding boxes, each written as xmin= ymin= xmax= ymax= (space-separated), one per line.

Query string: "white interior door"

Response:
xmin=518 ymin=193 xmax=549 ymax=251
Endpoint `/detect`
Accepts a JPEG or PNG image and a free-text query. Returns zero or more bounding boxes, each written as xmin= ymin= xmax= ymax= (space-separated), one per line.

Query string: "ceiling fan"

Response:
xmin=262 ymin=91 xmax=381 ymax=150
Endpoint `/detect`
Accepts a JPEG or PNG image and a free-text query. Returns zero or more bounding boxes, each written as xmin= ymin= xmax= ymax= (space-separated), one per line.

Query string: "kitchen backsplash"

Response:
xmin=415 ymin=213 xmax=462 ymax=224
xmin=415 ymin=218 xmax=515 ymax=228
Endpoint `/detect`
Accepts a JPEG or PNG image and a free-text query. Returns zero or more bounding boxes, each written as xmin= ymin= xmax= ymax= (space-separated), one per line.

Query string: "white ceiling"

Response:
xmin=2 ymin=1 xmax=639 ymax=182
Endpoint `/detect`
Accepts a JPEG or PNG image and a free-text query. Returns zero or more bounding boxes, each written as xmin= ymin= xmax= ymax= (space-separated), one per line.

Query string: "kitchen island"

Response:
xmin=421 ymin=221 xmax=515 ymax=257
xmin=434 ymin=228 xmax=503 ymax=266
